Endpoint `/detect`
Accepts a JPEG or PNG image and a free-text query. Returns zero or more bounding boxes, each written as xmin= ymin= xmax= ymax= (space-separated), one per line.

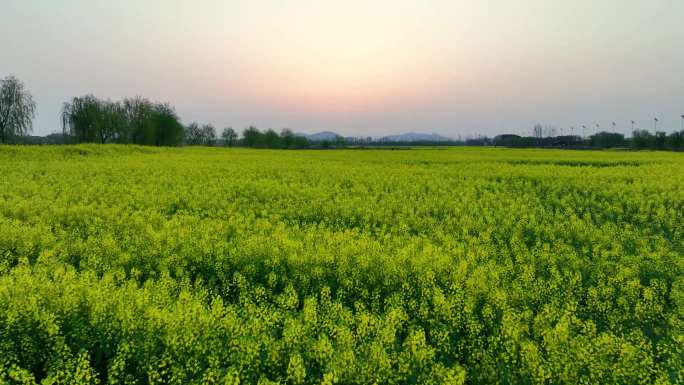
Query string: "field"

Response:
xmin=0 ymin=145 xmax=682 ymax=384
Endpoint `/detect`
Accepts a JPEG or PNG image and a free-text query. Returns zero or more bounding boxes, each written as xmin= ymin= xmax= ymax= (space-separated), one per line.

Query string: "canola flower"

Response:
xmin=0 ymin=145 xmax=682 ymax=384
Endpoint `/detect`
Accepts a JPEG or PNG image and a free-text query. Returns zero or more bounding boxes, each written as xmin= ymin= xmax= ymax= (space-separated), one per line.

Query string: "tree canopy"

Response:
xmin=0 ymin=75 xmax=36 ymax=143
xmin=185 ymin=123 xmax=216 ymax=146
xmin=62 ymin=95 xmax=184 ymax=146
xmin=221 ymin=127 xmax=238 ymax=147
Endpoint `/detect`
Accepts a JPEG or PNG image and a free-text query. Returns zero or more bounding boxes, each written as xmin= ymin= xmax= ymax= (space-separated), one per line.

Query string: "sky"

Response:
xmin=2 ymin=0 xmax=683 ymax=138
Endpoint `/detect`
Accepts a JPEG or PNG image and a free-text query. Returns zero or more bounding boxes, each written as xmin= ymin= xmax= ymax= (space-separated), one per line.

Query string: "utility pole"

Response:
xmin=631 ymin=120 xmax=635 ymax=132
xmin=680 ymin=115 xmax=684 ymax=132
xmin=654 ymin=117 xmax=658 ymax=132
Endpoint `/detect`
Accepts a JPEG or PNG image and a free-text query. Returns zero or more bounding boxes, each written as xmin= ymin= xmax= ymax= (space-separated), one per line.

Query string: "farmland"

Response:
xmin=0 ymin=145 xmax=682 ymax=384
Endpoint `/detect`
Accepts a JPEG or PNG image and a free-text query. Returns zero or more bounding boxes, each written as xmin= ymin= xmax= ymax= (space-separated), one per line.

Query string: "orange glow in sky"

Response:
xmin=3 ymin=0 xmax=684 ymax=136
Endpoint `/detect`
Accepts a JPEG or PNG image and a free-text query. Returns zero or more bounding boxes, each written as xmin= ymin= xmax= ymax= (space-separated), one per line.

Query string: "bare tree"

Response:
xmin=201 ymin=124 xmax=217 ymax=146
xmin=185 ymin=122 xmax=202 ymax=145
xmin=0 ymin=75 xmax=36 ymax=143
xmin=221 ymin=127 xmax=238 ymax=147
xmin=185 ymin=123 xmax=216 ymax=146
xmin=533 ymin=123 xmax=543 ymax=138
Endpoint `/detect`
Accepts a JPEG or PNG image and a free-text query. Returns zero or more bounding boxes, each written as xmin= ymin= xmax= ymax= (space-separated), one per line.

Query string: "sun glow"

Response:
xmin=7 ymin=0 xmax=684 ymax=134
xmin=219 ymin=1 xmax=465 ymax=114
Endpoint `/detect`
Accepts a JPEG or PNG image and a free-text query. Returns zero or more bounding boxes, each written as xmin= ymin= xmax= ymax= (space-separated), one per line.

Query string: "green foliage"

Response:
xmin=241 ymin=126 xmax=309 ymax=148
xmin=61 ymin=96 xmax=184 ymax=146
xmin=590 ymin=131 xmax=625 ymax=148
xmin=0 ymin=145 xmax=682 ymax=384
xmin=632 ymin=130 xmax=655 ymax=149
xmin=630 ymin=130 xmax=684 ymax=151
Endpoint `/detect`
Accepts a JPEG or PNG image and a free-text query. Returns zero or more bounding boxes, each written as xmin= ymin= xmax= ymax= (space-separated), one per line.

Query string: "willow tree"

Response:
xmin=63 ymin=95 xmax=185 ymax=146
xmin=0 ymin=75 xmax=36 ymax=144
xmin=123 ymin=97 xmax=155 ymax=144
xmin=61 ymin=95 xmax=103 ymax=143
xmin=152 ymin=103 xmax=185 ymax=146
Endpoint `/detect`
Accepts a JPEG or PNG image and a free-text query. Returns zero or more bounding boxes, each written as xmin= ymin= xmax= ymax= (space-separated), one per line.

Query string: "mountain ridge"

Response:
xmin=298 ymin=131 xmax=452 ymax=142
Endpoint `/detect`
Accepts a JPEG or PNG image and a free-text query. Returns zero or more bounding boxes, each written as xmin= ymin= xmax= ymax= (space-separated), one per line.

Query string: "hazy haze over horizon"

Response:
xmin=2 ymin=0 xmax=683 ymax=138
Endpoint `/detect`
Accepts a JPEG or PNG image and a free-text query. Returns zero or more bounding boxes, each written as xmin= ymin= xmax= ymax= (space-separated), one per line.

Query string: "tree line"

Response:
xmin=61 ymin=95 xmax=185 ymax=146
xmin=2 ymin=75 xmax=683 ymax=151
xmin=0 ymin=75 xmax=316 ymax=147
xmin=492 ymin=130 xmax=684 ymax=151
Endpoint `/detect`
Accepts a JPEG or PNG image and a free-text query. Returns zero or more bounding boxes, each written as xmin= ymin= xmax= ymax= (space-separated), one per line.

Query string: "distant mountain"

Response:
xmin=295 ymin=131 xmax=452 ymax=143
xmin=297 ymin=131 xmax=342 ymax=142
xmin=379 ymin=132 xmax=452 ymax=142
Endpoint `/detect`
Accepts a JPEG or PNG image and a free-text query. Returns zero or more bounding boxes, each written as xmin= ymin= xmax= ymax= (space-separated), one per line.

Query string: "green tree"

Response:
xmin=152 ymin=103 xmax=184 ymax=146
xmin=61 ymin=95 xmax=103 ymax=143
xmin=123 ymin=97 xmax=155 ymax=145
xmin=264 ymin=129 xmax=281 ymax=148
xmin=99 ymin=100 xmax=126 ymax=144
xmin=0 ymin=75 xmax=36 ymax=143
xmin=590 ymin=132 xmax=625 ymax=148
xmin=280 ymin=128 xmax=295 ymax=148
xmin=654 ymin=131 xmax=667 ymax=150
xmin=242 ymin=126 xmax=262 ymax=147
xmin=63 ymin=95 xmax=184 ymax=146
xmin=631 ymin=130 xmax=654 ymax=149
xmin=292 ymin=135 xmax=309 ymax=148
xmin=334 ymin=134 xmax=347 ymax=147
xmin=666 ymin=130 xmax=684 ymax=150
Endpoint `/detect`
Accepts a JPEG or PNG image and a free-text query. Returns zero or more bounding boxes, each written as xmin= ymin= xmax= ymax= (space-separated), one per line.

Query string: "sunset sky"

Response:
xmin=2 ymin=0 xmax=683 ymax=137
